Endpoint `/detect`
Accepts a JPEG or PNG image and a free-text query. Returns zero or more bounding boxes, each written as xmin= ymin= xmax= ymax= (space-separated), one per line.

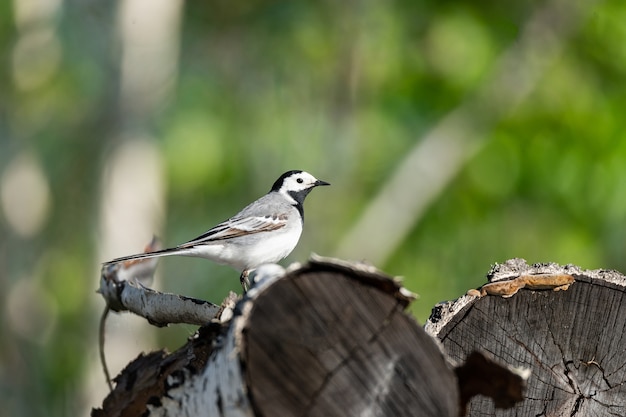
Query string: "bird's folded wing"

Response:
xmin=178 ymin=214 xmax=288 ymax=246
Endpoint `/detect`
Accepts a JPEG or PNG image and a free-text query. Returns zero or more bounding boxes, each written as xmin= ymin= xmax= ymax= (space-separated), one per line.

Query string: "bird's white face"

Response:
xmin=279 ymin=171 xmax=322 ymax=194
xmin=272 ymin=170 xmax=329 ymax=205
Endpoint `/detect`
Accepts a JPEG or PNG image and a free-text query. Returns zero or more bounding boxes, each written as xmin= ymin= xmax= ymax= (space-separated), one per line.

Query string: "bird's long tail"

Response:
xmin=103 ymin=247 xmax=186 ymax=266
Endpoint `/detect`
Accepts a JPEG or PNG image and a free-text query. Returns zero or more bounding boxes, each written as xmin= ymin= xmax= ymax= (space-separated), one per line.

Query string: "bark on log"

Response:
xmin=92 ymin=258 xmax=460 ymax=417
xmin=426 ymin=258 xmax=626 ymax=416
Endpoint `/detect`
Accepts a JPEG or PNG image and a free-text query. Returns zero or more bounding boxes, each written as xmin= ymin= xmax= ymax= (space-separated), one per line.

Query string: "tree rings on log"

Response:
xmin=426 ymin=258 xmax=626 ymax=416
xmin=241 ymin=258 xmax=459 ymax=417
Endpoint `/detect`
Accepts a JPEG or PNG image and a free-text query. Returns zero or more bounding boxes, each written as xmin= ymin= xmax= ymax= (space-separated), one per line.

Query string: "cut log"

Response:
xmin=426 ymin=258 xmax=626 ymax=416
xmin=93 ymin=258 xmax=460 ymax=417
xmin=241 ymin=258 xmax=457 ymax=417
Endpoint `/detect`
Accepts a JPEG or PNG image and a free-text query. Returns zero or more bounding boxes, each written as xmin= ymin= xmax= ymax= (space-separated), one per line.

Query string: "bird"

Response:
xmin=103 ymin=170 xmax=330 ymax=291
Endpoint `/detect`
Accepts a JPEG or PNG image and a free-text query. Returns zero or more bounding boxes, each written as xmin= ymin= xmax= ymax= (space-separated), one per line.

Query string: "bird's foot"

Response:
xmin=240 ymin=270 xmax=250 ymax=293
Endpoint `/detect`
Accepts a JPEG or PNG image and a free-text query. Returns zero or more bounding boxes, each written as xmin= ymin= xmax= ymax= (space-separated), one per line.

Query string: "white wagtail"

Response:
xmin=103 ymin=170 xmax=330 ymax=291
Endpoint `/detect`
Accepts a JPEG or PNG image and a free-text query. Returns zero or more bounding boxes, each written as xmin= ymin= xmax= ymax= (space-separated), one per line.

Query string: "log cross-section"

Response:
xmin=426 ymin=259 xmax=626 ymax=416
xmin=241 ymin=261 xmax=458 ymax=416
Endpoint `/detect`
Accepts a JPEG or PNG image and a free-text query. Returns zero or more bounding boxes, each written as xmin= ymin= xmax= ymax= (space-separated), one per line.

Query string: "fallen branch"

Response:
xmin=98 ymin=263 xmax=221 ymax=327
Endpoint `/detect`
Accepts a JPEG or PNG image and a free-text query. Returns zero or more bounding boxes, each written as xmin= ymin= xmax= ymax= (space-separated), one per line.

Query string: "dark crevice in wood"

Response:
xmin=570 ymin=394 xmax=584 ymax=416
xmin=437 ymin=303 xmax=475 ymax=345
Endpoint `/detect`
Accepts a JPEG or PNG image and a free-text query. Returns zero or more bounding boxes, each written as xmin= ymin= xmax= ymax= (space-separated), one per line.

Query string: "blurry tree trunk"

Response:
xmin=90 ymin=0 xmax=183 ymax=408
xmin=426 ymin=259 xmax=626 ymax=416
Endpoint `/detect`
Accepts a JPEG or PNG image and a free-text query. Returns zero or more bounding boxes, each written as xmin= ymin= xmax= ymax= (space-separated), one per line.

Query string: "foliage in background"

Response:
xmin=1 ymin=0 xmax=625 ymax=415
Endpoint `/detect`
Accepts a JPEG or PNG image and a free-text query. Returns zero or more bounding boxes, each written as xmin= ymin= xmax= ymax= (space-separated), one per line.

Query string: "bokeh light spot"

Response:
xmin=11 ymin=29 xmax=62 ymax=91
xmin=1 ymin=152 xmax=52 ymax=238
xmin=6 ymin=277 xmax=58 ymax=345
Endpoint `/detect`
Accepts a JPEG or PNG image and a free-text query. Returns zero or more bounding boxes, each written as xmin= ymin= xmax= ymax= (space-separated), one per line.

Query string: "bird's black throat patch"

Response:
xmin=288 ymin=188 xmax=312 ymax=221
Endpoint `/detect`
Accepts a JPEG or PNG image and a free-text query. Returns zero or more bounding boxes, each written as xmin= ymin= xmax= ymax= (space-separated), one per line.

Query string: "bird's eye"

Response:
xmin=296 ymin=178 xmax=303 ymax=183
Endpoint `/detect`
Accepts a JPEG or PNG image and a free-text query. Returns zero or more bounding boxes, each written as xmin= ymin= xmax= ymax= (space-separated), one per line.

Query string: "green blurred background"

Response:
xmin=2 ymin=0 xmax=626 ymax=415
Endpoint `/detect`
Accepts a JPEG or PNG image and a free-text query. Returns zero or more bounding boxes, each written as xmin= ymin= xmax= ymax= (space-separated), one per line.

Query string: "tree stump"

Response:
xmin=426 ymin=258 xmax=626 ymax=416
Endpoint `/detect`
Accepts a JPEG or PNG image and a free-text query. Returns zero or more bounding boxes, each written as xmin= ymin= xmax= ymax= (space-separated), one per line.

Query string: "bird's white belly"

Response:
xmin=184 ymin=227 xmax=302 ymax=271
xmin=239 ymin=229 xmax=302 ymax=268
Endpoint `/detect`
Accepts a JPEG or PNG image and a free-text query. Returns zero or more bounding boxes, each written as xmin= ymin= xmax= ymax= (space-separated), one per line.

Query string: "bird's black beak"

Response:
xmin=315 ymin=180 xmax=330 ymax=187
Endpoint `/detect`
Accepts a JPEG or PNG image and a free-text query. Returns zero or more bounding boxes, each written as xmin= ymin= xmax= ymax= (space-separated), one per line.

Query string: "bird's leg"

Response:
xmin=240 ymin=269 xmax=250 ymax=293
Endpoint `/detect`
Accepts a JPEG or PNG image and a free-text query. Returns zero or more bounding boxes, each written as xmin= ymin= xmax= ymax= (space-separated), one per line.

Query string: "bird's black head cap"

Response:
xmin=270 ymin=170 xmax=303 ymax=192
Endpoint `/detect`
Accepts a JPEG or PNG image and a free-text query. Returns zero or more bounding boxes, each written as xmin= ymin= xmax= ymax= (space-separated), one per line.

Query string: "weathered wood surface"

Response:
xmin=93 ymin=258 xmax=460 ymax=417
xmin=92 ymin=324 xmax=220 ymax=417
xmin=426 ymin=258 xmax=626 ymax=416
xmin=242 ymin=258 xmax=457 ymax=417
